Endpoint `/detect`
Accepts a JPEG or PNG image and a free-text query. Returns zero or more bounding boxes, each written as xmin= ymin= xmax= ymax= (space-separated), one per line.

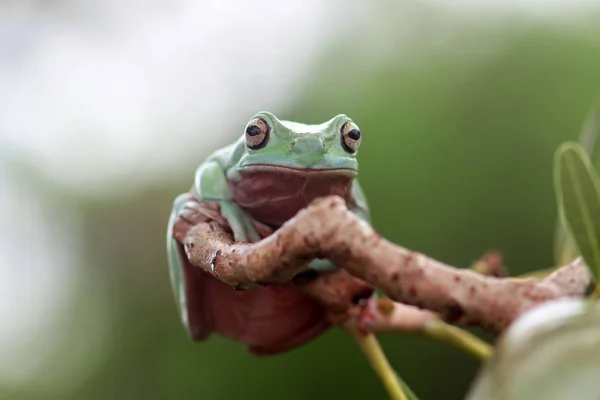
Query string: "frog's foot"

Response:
xmin=173 ymin=194 xmax=263 ymax=244
xmin=173 ymin=194 xmax=231 ymax=234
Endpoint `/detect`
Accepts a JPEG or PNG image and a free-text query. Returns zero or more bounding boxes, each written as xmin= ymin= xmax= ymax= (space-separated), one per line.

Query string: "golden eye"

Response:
xmin=340 ymin=121 xmax=361 ymax=153
xmin=245 ymin=118 xmax=270 ymax=150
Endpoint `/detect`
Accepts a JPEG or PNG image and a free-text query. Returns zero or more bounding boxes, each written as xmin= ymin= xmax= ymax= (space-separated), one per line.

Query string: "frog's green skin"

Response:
xmin=166 ymin=111 xmax=370 ymax=355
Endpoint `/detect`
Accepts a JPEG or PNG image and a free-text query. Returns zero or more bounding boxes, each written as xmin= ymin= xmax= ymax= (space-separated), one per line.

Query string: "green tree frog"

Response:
xmin=167 ymin=111 xmax=370 ymax=355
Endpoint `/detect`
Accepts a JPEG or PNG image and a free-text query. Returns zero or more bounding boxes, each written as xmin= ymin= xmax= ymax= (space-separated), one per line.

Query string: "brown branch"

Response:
xmin=292 ymin=269 xmax=375 ymax=324
xmin=173 ymin=195 xmax=591 ymax=333
xmin=294 ymin=271 xmax=494 ymax=360
xmin=291 ymin=270 xmax=435 ymax=332
xmin=360 ymin=298 xmax=437 ymax=334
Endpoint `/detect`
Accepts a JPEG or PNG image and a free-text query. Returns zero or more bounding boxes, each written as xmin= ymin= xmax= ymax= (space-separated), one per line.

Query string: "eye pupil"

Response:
xmin=340 ymin=122 xmax=361 ymax=154
xmin=246 ymin=125 xmax=262 ymax=136
xmin=245 ymin=118 xmax=271 ymax=150
xmin=348 ymin=129 xmax=361 ymax=140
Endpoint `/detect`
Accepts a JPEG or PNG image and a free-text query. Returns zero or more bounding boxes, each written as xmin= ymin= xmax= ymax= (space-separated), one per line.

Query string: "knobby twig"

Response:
xmin=470 ymin=251 xmax=507 ymax=277
xmin=173 ymin=195 xmax=591 ymax=334
xmin=359 ymin=298 xmax=493 ymax=360
xmin=293 ymin=270 xmax=492 ymax=360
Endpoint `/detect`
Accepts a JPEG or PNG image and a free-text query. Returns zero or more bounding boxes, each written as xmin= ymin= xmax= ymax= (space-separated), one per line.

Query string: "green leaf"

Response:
xmin=555 ymin=102 xmax=600 ymax=265
xmin=467 ymin=299 xmax=600 ymax=400
xmin=554 ymin=142 xmax=600 ymax=282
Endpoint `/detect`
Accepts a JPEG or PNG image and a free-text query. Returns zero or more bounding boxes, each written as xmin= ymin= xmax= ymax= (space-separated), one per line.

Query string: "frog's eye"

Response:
xmin=340 ymin=121 xmax=361 ymax=153
xmin=245 ymin=117 xmax=270 ymax=150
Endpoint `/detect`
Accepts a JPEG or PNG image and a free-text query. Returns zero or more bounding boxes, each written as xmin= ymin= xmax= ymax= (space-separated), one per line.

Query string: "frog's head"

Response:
xmin=227 ymin=112 xmax=363 ymax=225
xmin=234 ymin=111 xmax=362 ymax=176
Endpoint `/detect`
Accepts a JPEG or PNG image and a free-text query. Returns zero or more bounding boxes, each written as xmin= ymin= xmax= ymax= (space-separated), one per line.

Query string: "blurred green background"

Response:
xmin=3 ymin=1 xmax=600 ymax=399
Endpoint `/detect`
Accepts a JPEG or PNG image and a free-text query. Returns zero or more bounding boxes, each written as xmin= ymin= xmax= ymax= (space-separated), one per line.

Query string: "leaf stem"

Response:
xmin=347 ymin=327 xmax=414 ymax=400
xmin=424 ymin=318 xmax=493 ymax=360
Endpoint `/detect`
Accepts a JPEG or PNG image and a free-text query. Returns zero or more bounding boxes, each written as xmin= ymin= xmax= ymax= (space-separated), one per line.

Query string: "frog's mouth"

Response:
xmin=238 ymin=164 xmax=358 ymax=177
xmin=229 ymin=164 xmax=356 ymax=227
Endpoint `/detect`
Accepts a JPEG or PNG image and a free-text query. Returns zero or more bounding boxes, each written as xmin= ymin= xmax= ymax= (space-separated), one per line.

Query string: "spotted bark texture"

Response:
xmin=173 ymin=195 xmax=591 ymax=334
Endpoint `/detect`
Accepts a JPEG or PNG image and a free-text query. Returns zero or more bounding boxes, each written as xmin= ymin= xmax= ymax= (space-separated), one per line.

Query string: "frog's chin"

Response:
xmin=228 ymin=164 xmax=357 ymax=226
xmin=237 ymin=164 xmax=358 ymax=178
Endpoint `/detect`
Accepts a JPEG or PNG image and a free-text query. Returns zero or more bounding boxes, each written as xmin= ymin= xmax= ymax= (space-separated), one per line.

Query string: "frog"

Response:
xmin=166 ymin=111 xmax=370 ymax=355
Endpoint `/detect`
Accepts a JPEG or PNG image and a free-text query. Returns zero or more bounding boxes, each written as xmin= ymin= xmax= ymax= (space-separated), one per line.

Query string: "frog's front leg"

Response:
xmin=190 ymin=159 xmax=261 ymax=243
xmin=216 ymin=201 xmax=262 ymax=243
xmin=171 ymin=194 xmax=258 ymax=242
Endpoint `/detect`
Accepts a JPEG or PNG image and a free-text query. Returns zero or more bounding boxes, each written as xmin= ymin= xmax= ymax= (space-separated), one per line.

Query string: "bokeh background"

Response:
xmin=2 ymin=1 xmax=600 ymax=399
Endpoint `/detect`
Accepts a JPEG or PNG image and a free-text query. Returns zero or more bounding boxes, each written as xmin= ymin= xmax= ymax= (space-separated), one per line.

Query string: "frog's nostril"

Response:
xmin=291 ymin=137 xmax=325 ymax=153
